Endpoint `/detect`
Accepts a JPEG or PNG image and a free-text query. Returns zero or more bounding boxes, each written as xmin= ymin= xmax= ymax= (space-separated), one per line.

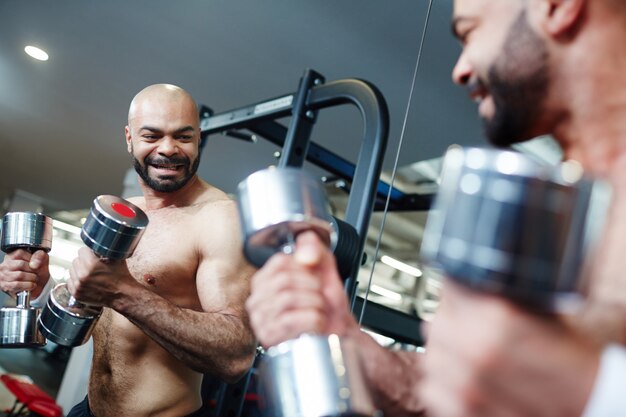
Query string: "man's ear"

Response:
xmin=125 ymin=126 xmax=132 ymax=153
xmin=535 ymin=0 xmax=586 ymax=37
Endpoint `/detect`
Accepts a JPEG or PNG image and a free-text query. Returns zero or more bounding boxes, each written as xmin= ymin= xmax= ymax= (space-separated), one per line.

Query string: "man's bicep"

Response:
xmin=195 ymin=250 xmax=254 ymax=314
xmin=195 ymin=202 xmax=255 ymax=312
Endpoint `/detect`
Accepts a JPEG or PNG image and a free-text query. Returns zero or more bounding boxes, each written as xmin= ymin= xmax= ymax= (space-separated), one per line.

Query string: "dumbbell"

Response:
xmin=0 ymin=213 xmax=53 ymax=348
xmin=239 ymin=168 xmax=361 ymax=280
xmin=237 ymin=167 xmax=376 ymax=417
xmin=421 ymin=146 xmax=604 ymax=310
xmin=38 ymin=195 xmax=148 ymax=347
xmin=238 ymin=167 xmax=337 ymax=262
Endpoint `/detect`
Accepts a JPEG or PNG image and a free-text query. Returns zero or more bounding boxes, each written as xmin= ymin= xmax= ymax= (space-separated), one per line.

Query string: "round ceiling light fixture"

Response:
xmin=24 ymin=45 xmax=49 ymax=61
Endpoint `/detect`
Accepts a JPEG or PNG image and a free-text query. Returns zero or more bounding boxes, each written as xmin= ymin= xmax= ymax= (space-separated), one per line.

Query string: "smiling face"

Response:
xmin=452 ymin=0 xmax=550 ymax=146
xmin=125 ymin=84 xmax=201 ymax=193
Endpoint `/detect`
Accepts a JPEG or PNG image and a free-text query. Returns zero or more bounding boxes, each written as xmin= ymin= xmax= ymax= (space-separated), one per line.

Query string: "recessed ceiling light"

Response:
xmin=24 ymin=45 xmax=49 ymax=61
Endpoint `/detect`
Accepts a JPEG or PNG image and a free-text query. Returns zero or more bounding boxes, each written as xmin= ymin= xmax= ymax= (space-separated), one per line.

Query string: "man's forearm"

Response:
xmin=111 ymin=283 xmax=256 ymax=382
xmin=350 ymin=329 xmax=426 ymax=416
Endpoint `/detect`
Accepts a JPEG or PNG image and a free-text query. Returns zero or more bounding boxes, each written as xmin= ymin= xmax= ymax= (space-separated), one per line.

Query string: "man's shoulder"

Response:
xmin=193 ymin=191 xmax=242 ymax=248
xmin=125 ymin=195 xmax=146 ymax=209
xmin=192 ymin=187 xmax=238 ymax=218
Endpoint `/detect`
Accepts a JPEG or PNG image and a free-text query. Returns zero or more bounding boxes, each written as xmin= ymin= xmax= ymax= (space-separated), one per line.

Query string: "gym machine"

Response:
xmin=202 ymin=68 xmax=389 ymax=303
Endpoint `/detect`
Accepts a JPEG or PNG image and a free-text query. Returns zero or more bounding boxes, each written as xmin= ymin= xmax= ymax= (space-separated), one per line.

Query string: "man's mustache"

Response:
xmin=145 ymin=156 xmax=190 ymax=166
xmin=466 ymin=77 xmax=488 ymax=98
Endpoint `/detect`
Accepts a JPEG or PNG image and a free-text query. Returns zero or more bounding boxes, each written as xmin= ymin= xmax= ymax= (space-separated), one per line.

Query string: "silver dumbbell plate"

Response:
xmin=421 ymin=146 xmax=601 ymax=309
xmin=237 ymin=167 xmax=337 ymax=267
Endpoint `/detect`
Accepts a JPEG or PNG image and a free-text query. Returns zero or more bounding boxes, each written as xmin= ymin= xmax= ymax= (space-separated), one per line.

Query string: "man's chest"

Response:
xmin=125 ymin=213 xmax=201 ymax=305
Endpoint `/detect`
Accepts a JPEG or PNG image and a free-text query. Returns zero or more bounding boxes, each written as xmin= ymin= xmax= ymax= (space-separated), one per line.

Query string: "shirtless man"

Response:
xmin=0 ymin=84 xmax=257 ymax=417
xmin=246 ymin=0 xmax=626 ymax=415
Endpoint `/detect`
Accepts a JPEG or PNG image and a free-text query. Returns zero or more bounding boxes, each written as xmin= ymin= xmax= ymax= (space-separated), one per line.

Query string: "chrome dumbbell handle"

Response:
xmin=15 ymin=291 xmax=30 ymax=308
xmin=14 ymin=247 xmax=49 ymax=309
xmin=67 ymin=296 xmax=81 ymax=309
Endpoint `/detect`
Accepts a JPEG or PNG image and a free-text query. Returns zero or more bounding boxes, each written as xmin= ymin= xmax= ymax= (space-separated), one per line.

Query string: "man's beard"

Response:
xmin=133 ymin=154 xmax=200 ymax=193
xmin=481 ymin=9 xmax=550 ymax=147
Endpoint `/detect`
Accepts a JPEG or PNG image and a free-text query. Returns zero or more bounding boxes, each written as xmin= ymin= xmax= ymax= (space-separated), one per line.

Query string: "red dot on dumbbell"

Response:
xmin=110 ymin=202 xmax=136 ymax=218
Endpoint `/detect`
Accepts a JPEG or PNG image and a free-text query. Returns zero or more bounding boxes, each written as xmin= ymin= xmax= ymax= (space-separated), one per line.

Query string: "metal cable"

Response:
xmin=359 ymin=0 xmax=434 ymax=325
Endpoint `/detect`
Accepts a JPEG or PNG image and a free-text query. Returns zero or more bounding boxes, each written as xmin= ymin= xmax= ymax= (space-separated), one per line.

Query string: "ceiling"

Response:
xmin=0 ymin=0 xmax=489 ymax=318
xmin=0 ymin=0 xmax=484 ymax=211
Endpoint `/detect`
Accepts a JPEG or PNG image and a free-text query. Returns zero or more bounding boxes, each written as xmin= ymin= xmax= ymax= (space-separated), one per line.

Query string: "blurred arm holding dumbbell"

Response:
xmin=420 ymin=159 xmax=626 ymax=417
xmin=244 ymin=177 xmax=623 ymax=417
xmin=246 ymin=146 xmax=626 ymax=417
xmin=0 ymin=248 xmax=52 ymax=303
xmin=246 ymin=230 xmax=427 ymax=416
xmin=420 ymin=281 xmax=604 ymax=417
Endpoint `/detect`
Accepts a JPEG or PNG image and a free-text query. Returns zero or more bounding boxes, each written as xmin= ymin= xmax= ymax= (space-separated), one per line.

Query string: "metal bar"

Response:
xmin=306 ymin=79 xmax=390 ymax=302
xmin=375 ymin=193 xmax=434 ymax=212
xmin=249 ymin=120 xmax=406 ymax=201
xmin=201 ymin=94 xmax=295 ymax=134
xmin=278 ymin=69 xmax=324 ymax=168
xmin=353 ymin=297 xmax=424 ymax=346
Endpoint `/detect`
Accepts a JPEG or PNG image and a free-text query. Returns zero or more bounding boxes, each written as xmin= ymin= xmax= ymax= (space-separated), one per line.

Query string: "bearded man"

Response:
xmin=0 ymin=84 xmax=257 ymax=417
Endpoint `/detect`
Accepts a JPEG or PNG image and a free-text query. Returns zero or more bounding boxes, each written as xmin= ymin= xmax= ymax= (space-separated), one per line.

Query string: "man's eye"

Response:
xmin=143 ymin=135 xmax=158 ymax=140
xmin=460 ymin=28 xmax=475 ymax=45
xmin=177 ymin=135 xmax=193 ymax=140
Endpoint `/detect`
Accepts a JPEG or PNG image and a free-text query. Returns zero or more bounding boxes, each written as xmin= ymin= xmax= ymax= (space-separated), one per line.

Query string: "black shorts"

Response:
xmin=66 ymin=396 xmax=207 ymax=417
xmin=65 ymin=397 xmax=95 ymax=417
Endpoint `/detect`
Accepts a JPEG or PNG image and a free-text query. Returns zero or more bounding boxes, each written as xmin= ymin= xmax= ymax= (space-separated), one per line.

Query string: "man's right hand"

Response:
xmin=420 ymin=281 xmax=599 ymax=417
xmin=245 ymin=230 xmax=359 ymax=348
xmin=0 ymin=249 xmax=50 ymax=298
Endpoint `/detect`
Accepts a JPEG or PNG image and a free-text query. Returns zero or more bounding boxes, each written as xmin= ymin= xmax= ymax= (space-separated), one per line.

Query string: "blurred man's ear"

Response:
xmin=125 ymin=126 xmax=132 ymax=153
xmin=534 ymin=0 xmax=586 ymax=37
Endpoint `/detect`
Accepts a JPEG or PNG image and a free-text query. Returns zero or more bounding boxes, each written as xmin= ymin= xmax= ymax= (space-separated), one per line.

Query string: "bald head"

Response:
xmin=128 ymin=84 xmax=198 ymax=128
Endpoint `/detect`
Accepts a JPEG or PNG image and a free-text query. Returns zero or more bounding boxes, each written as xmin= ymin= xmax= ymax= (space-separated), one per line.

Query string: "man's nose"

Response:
xmin=157 ymin=137 xmax=178 ymax=156
xmin=452 ymin=52 xmax=472 ymax=86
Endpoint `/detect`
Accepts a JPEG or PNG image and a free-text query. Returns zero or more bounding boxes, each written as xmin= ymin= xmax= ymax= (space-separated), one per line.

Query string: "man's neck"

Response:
xmin=139 ymin=175 xmax=207 ymax=210
xmin=556 ymin=100 xmax=626 ymax=178
xmin=551 ymin=17 xmax=626 ymax=178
